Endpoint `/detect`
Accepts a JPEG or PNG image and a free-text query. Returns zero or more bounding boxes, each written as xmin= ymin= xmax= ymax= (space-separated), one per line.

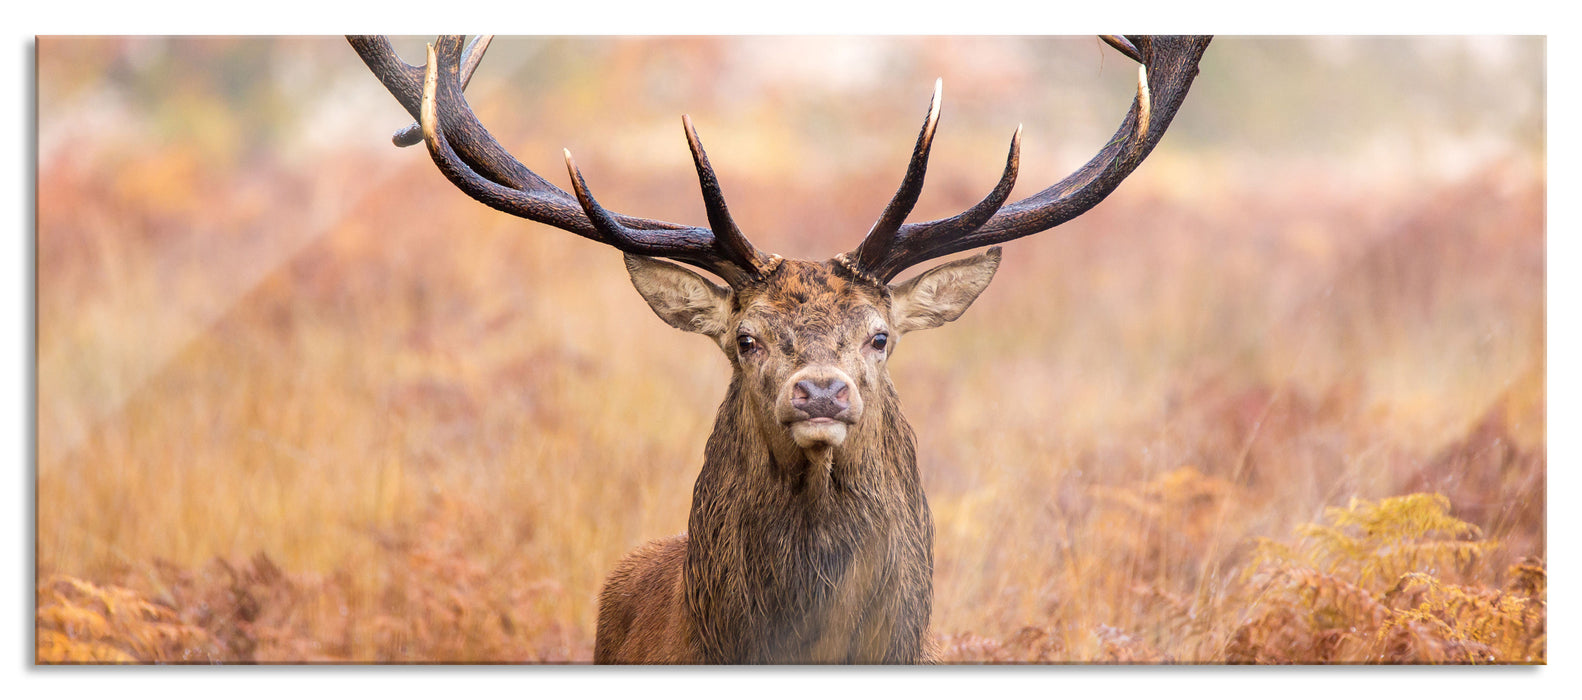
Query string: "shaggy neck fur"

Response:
xmin=683 ymin=373 xmax=934 ymax=663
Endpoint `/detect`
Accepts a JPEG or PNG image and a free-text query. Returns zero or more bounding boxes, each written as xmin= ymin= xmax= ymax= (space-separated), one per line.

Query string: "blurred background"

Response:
xmin=36 ymin=36 xmax=1544 ymax=662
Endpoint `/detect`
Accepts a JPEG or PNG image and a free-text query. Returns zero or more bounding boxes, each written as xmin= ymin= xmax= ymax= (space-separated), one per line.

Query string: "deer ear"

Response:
xmin=624 ymin=253 xmax=733 ymax=337
xmin=889 ymin=247 xmax=1001 ymax=334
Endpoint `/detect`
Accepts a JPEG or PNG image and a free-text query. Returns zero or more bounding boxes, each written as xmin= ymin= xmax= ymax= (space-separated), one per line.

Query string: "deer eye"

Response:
xmin=736 ymin=334 xmax=759 ymax=356
xmin=869 ymin=332 xmax=889 ymax=351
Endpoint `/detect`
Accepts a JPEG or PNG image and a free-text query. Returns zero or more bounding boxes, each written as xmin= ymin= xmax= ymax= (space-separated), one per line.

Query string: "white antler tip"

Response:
xmin=419 ymin=44 xmax=440 ymax=142
xmin=1135 ymin=64 xmax=1152 ymax=140
xmin=926 ymin=78 xmax=943 ymax=130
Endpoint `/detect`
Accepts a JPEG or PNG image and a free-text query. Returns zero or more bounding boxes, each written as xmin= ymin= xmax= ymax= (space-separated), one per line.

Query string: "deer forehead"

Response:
xmin=736 ymin=262 xmax=888 ymax=335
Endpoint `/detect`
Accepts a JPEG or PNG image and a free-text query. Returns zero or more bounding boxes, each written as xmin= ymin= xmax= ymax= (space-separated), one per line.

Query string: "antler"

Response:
xmin=849 ymin=35 xmax=1212 ymax=282
xmin=348 ymin=35 xmax=772 ymax=287
xmin=391 ymin=35 xmax=491 ymax=148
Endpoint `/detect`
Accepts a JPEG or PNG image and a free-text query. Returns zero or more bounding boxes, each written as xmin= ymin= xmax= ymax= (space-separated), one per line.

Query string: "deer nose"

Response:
xmin=792 ymin=378 xmax=850 ymax=421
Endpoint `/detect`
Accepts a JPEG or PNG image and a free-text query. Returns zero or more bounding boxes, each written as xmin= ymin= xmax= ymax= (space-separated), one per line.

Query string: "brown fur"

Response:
xmin=595 ymin=252 xmax=998 ymax=664
xmin=593 ymin=535 xmax=697 ymax=663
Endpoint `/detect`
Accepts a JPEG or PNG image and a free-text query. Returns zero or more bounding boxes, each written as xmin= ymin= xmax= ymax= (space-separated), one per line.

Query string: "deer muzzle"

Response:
xmin=779 ymin=368 xmax=863 ymax=449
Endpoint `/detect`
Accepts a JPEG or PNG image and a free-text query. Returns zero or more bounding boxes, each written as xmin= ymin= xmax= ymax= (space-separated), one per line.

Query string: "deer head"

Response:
xmin=624 ymin=250 xmax=1000 ymax=470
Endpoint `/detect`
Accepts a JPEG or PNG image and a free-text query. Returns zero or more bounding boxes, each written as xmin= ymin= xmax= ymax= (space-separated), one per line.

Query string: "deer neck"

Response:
xmin=685 ymin=376 xmax=932 ymax=663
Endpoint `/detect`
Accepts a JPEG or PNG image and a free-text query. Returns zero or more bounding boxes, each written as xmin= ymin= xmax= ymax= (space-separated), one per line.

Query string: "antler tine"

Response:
xmin=853 ymin=78 xmax=943 ymax=272
xmin=562 ymin=147 xmax=758 ymax=289
xmin=351 ymin=35 xmax=561 ymax=199
xmin=410 ymin=39 xmax=600 ymax=240
xmin=409 ymin=42 xmax=575 ymax=233
xmin=855 ymin=35 xmax=1211 ymax=281
xmin=683 ymin=115 xmax=768 ymax=276
xmin=393 ymin=34 xmax=492 ymax=147
xmin=1134 ymin=63 xmax=1152 ymax=140
xmin=864 ymin=125 xmax=1021 ymax=282
xmin=1100 ymin=35 xmax=1144 ymax=63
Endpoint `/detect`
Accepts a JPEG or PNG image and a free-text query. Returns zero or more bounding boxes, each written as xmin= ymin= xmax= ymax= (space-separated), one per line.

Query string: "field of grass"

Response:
xmin=35 ymin=36 xmax=1545 ymax=663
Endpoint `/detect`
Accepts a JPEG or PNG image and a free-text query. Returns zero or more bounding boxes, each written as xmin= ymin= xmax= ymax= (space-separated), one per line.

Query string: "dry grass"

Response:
xmin=35 ymin=36 xmax=1544 ymax=664
xmin=1220 ymin=495 xmax=1543 ymax=664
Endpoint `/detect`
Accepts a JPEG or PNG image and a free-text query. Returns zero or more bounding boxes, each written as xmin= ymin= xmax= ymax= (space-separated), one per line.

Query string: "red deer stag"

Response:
xmin=348 ymin=35 xmax=1211 ymax=664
